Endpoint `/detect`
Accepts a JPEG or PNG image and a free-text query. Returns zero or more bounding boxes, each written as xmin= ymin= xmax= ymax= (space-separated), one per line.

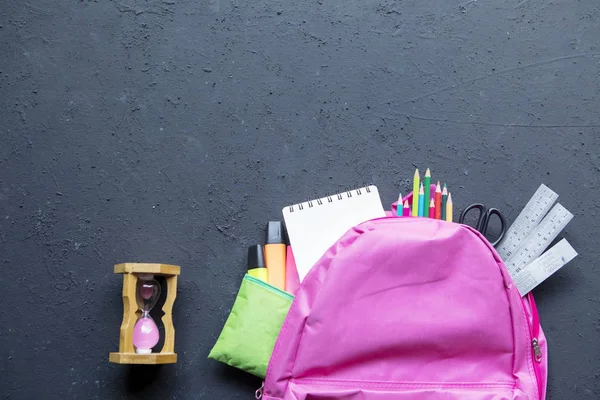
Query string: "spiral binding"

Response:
xmin=287 ymin=185 xmax=372 ymax=213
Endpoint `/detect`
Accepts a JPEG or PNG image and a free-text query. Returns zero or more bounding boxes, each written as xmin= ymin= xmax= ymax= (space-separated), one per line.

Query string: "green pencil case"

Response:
xmin=208 ymin=274 xmax=294 ymax=378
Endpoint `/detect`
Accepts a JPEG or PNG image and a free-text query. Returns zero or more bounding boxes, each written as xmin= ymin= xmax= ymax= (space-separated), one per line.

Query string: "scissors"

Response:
xmin=458 ymin=203 xmax=507 ymax=247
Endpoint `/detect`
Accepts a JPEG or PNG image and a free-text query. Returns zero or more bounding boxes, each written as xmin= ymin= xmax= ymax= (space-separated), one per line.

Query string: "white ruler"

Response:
xmin=505 ymin=203 xmax=574 ymax=276
xmin=497 ymin=184 xmax=559 ymax=260
xmin=513 ymin=239 xmax=578 ymax=296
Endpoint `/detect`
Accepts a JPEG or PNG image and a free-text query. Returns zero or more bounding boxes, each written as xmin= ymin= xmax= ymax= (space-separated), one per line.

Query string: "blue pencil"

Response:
xmin=418 ymin=183 xmax=425 ymax=217
xmin=396 ymin=192 xmax=403 ymax=216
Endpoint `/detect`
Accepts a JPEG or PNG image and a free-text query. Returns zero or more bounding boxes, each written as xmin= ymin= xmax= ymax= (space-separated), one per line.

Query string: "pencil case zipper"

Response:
xmin=244 ymin=274 xmax=294 ymax=301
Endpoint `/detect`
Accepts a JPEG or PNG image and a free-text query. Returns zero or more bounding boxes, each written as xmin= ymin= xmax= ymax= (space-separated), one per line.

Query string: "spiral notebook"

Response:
xmin=282 ymin=185 xmax=386 ymax=281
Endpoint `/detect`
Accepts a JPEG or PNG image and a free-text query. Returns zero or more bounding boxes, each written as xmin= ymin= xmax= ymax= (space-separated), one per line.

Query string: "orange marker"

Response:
xmin=434 ymin=181 xmax=442 ymax=219
xmin=264 ymin=221 xmax=286 ymax=290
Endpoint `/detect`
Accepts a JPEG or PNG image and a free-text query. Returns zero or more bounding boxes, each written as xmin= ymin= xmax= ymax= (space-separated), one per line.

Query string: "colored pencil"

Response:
xmin=434 ymin=181 xmax=442 ymax=219
xmin=403 ymin=200 xmax=410 ymax=217
xmin=441 ymin=184 xmax=448 ymax=221
xmin=418 ymin=183 xmax=425 ymax=217
xmin=411 ymin=169 xmax=420 ymax=217
xmin=446 ymin=193 xmax=453 ymax=222
xmin=429 ymin=198 xmax=435 ymax=218
xmin=423 ymin=168 xmax=431 ymax=214
xmin=396 ymin=192 xmax=403 ymax=216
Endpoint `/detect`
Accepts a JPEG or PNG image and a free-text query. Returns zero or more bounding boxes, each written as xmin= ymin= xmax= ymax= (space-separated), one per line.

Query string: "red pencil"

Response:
xmin=429 ymin=198 xmax=435 ymax=218
xmin=434 ymin=181 xmax=442 ymax=219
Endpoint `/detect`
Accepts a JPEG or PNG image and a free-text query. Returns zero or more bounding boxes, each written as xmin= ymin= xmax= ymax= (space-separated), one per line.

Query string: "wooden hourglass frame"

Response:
xmin=109 ymin=263 xmax=180 ymax=364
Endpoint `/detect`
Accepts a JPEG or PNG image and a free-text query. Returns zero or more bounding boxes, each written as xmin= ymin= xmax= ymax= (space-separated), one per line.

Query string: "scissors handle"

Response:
xmin=459 ymin=204 xmax=507 ymax=247
xmin=484 ymin=208 xmax=506 ymax=247
xmin=458 ymin=203 xmax=486 ymax=226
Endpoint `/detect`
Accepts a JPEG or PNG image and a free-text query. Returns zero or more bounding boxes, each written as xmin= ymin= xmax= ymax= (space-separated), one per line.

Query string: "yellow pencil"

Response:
xmin=411 ymin=169 xmax=420 ymax=217
xmin=446 ymin=193 xmax=453 ymax=222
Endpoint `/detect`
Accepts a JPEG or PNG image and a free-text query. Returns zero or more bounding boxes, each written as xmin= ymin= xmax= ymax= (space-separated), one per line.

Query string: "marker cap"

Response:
xmin=247 ymin=244 xmax=266 ymax=270
xmin=266 ymin=221 xmax=285 ymax=244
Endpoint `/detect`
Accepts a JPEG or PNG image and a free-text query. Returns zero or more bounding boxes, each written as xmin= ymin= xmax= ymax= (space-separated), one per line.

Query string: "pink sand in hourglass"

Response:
xmin=140 ymin=284 xmax=155 ymax=300
xmin=133 ymin=316 xmax=159 ymax=353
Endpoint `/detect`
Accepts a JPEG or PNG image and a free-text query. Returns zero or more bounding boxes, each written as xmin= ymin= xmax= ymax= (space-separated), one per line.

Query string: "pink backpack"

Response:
xmin=259 ymin=217 xmax=548 ymax=399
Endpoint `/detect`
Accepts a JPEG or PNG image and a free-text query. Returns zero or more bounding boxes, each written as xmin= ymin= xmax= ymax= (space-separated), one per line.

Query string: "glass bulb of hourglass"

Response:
xmin=132 ymin=275 xmax=161 ymax=354
xmin=136 ymin=274 xmax=160 ymax=312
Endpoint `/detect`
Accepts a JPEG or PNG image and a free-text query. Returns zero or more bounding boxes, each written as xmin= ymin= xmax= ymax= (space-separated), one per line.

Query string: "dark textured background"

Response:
xmin=1 ymin=0 xmax=599 ymax=398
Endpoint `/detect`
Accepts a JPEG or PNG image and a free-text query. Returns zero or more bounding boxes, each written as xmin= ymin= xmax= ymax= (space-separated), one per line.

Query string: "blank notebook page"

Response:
xmin=282 ymin=185 xmax=386 ymax=281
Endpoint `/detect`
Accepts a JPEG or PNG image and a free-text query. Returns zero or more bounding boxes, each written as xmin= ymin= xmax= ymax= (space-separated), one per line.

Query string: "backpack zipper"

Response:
xmin=524 ymin=292 xmax=543 ymax=399
xmin=532 ymin=338 xmax=542 ymax=362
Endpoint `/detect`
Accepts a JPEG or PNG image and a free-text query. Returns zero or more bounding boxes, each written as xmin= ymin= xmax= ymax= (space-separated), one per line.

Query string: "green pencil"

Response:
xmin=441 ymin=183 xmax=448 ymax=221
xmin=423 ymin=168 xmax=431 ymax=215
xmin=411 ymin=169 xmax=420 ymax=217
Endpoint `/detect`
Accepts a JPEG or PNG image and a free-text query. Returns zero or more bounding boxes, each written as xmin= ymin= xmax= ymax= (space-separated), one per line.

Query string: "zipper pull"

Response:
xmin=255 ymin=382 xmax=264 ymax=399
xmin=532 ymin=338 xmax=542 ymax=362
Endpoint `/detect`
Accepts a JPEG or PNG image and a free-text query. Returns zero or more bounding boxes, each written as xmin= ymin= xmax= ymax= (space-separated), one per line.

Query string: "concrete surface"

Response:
xmin=1 ymin=0 xmax=599 ymax=398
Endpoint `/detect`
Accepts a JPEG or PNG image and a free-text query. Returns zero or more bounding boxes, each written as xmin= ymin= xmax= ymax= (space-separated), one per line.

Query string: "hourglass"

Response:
xmin=109 ymin=263 xmax=180 ymax=364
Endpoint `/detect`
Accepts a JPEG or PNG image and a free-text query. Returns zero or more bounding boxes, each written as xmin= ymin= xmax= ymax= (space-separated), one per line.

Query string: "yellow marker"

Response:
xmin=411 ymin=169 xmax=420 ymax=217
xmin=247 ymin=245 xmax=268 ymax=282
xmin=446 ymin=193 xmax=453 ymax=222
